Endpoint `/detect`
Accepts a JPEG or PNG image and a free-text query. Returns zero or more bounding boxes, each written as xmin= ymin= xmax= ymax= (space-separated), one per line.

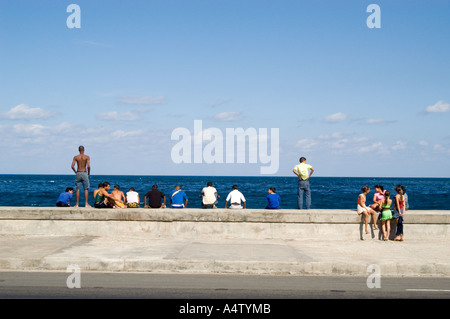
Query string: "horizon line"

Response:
xmin=0 ymin=173 xmax=448 ymax=179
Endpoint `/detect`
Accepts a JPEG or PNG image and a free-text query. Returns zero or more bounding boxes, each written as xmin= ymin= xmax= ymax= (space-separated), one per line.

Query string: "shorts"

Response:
xmin=171 ymin=204 xmax=185 ymax=208
xmin=357 ymin=205 xmax=366 ymax=215
xmin=56 ymin=202 xmax=70 ymax=207
xmin=229 ymin=204 xmax=243 ymax=209
xmin=393 ymin=208 xmax=402 ymax=219
xmin=127 ymin=202 xmax=139 ymax=208
xmin=75 ymin=172 xmax=90 ymax=191
xmin=94 ymin=201 xmax=113 ymax=209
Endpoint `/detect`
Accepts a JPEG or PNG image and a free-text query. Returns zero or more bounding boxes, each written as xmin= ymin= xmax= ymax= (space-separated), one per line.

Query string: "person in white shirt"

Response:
xmin=225 ymin=185 xmax=246 ymax=209
xmin=200 ymin=182 xmax=220 ymax=208
xmin=126 ymin=187 xmax=140 ymax=208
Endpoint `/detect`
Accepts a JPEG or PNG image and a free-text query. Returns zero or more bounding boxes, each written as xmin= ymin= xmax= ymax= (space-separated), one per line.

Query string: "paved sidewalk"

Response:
xmin=0 ymin=235 xmax=448 ymax=277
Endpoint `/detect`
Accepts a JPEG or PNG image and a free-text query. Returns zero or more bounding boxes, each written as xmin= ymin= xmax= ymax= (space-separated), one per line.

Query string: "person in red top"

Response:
xmin=393 ymin=185 xmax=406 ymax=241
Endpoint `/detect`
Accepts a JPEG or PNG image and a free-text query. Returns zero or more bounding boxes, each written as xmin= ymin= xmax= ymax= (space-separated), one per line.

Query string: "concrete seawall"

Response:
xmin=1 ymin=207 xmax=449 ymax=276
xmin=0 ymin=207 xmax=448 ymax=240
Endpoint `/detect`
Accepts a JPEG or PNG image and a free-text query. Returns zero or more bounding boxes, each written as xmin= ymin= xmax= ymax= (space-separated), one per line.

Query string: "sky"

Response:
xmin=0 ymin=0 xmax=449 ymax=177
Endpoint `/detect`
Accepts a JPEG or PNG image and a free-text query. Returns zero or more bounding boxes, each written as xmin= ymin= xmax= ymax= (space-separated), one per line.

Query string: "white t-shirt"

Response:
xmin=126 ymin=191 xmax=139 ymax=203
xmin=226 ymin=190 xmax=246 ymax=204
xmin=202 ymin=186 xmax=218 ymax=205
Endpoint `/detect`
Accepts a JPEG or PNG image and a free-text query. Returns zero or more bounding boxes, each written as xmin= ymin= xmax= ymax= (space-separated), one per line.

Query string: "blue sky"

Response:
xmin=0 ymin=0 xmax=449 ymax=177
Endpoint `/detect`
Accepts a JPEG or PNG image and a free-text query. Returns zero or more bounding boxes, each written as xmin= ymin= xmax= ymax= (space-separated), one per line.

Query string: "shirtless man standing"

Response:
xmin=71 ymin=145 xmax=91 ymax=207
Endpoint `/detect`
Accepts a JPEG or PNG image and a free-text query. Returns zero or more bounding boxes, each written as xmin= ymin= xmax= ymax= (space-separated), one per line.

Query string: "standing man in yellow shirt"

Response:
xmin=293 ymin=157 xmax=314 ymax=209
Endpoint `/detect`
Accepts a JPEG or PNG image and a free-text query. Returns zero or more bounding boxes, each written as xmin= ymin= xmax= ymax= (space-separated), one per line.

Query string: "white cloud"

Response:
xmin=295 ymin=138 xmax=317 ymax=151
xmin=11 ymin=122 xmax=76 ymax=137
xmin=425 ymin=100 xmax=450 ymax=113
xmin=1 ymin=121 xmax=149 ymax=147
xmin=419 ymin=141 xmax=428 ymax=146
xmin=213 ymin=111 xmax=243 ymax=122
xmin=433 ymin=144 xmax=446 ymax=152
xmin=353 ymin=137 xmax=369 ymax=143
xmin=97 ymin=111 xmax=140 ymax=121
xmin=293 ymin=132 xmax=411 ymax=157
xmin=331 ymin=139 xmax=349 ymax=149
xmin=119 ymin=96 xmax=165 ymax=105
xmin=2 ymin=104 xmax=54 ymax=120
xmin=365 ymin=118 xmax=395 ymax=125
xmin=110 ymin=129 xmax=144 ymax=139
xmin=325 ymin=112 xmax=347 ymax=123
xmin=358 ymin=142 xmax=386 ymax=154
xmin=13 ymin=123 xmax=47 ymax=136
xmin=318 ymin=132 xmax=345 ymax=140
xmin=391 ymin=140 xmax=407 ymax=151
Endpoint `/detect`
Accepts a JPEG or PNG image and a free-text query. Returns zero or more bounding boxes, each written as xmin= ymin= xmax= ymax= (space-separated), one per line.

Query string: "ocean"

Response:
xmin=0 ymin=175 xmax=449 ymax=210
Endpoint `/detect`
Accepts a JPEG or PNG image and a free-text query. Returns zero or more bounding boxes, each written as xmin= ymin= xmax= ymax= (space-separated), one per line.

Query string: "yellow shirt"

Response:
xmin=294 ymin=163 xmax=312 ymax=180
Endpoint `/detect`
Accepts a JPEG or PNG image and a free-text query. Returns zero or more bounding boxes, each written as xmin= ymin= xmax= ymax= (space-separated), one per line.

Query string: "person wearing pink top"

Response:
xmin=370 ymin=184 xmax=385 ymax=213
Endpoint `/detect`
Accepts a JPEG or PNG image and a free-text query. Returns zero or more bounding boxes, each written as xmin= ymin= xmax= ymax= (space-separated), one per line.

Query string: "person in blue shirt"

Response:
xmin=56 ymin=187 xmax=74 ymax=207
xmin=266 ymin=187 xmax=281 ymax=209
xmin=170 ymin=185 xmax=188 ymax=208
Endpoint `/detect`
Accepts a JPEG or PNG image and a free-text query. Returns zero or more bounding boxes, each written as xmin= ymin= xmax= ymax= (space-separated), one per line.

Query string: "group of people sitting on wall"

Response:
xmin=55 ymin=182 xmax=281 ymax=210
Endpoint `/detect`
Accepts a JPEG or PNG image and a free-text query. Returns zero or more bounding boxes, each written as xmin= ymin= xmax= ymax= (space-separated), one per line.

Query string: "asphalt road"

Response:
xmin=0 ymin=271 xmax=449 ymax=300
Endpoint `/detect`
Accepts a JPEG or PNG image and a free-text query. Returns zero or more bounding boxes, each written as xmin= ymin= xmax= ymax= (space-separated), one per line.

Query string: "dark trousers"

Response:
xmin=396 ymin=216 xmax=404 ymax=235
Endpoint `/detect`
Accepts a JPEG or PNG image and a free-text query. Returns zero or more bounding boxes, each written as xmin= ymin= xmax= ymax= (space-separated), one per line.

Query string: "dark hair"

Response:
xmin=103 ymin=182 xmax=110 ymax=187
xmin=299 ymin=157 xmax=306 ymax=163
xmin=65 ymin=187 xmax=73 ymax=192
xmin=232 ymin=185 xmax=238 ymax=190
xmin=98 ymin=183 xmax=103 ymax=188
xmin=269 ymin=187 xmax=276 ymax=193
xmin=78 ymin=145 xmax=84 ymax=152
xmin=374 ymin=184 xmax=384 ymax=192
xmin=114 ymin=185 xmax=120 ymax=190
xmin=395 ymin=185 xmax=404 ymax=201
xmin=207 ymin=182 xmax=213 ymax=187
xmin=383 ymin=190 xmax=391 ymax=206
xmin=361 ymin=186 xmax=370 ymax=193
xmin=129 ymin=187 xmax=135 ymax=192
xmin=152 ymin=184 xmax=158 ymax=190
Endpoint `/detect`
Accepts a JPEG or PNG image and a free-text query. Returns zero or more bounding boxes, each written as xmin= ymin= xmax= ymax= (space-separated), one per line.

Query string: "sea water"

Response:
xmin=0 ymin=175 xmax=448 ymax=210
